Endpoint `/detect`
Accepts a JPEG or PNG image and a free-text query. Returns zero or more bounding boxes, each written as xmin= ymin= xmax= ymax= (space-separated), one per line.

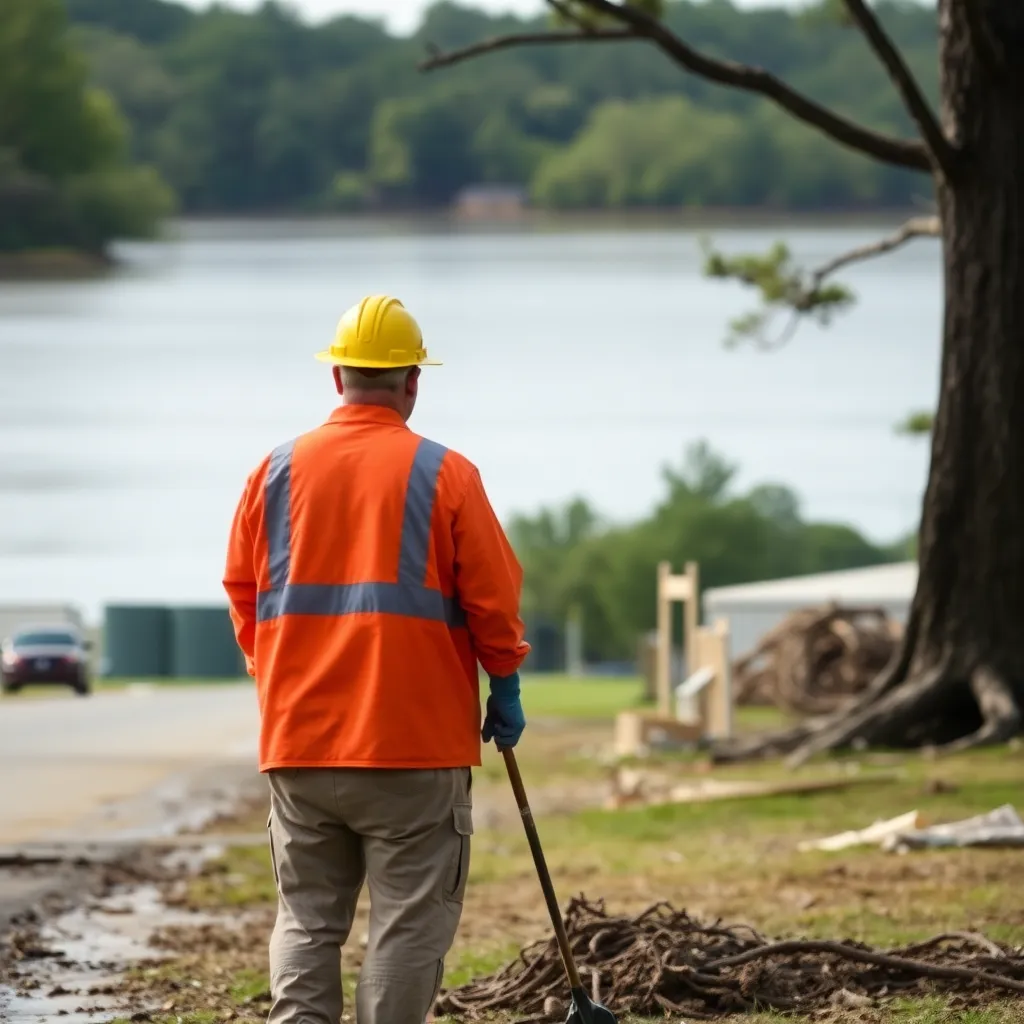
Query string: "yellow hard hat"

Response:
xmin=314 ymin=294 xmax=441 ymax=369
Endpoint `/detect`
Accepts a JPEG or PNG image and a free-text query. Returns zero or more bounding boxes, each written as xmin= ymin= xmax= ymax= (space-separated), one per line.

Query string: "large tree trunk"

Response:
xmin=715 ymin=0 xmax=1024 ymax=765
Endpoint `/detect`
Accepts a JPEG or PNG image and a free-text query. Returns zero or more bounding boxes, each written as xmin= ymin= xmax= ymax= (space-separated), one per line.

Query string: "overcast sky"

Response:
xmin=178 ymin=0 xmax=810 ymax=35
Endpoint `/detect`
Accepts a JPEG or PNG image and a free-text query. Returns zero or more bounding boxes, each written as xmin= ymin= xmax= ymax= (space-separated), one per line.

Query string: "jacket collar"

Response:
xmin=327 ymin=404 xmax=408 ymax=428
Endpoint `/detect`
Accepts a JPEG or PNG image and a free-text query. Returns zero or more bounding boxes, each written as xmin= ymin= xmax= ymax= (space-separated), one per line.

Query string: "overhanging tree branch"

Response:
xmin=420 ymin=28 xmax=633 ymax=70
xmin=840 ymin=0 xmax=959 ymax=178
xmin=577 ymin=0 xmax=930 ymax=172
xmin=703 ymin=215 xmax=940 ymax=350
xmin=812 ymin=214 xmax=940 ymax=280
xmin=421 ymin=0 xmax=931 ymax=173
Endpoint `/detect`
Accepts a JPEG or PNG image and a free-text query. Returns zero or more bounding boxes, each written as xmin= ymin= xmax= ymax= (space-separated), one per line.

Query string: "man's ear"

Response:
xmin=406 ymin=366 xmax=421 ymax=396
xmin=333 ymin=365 xmax=344 ymax=395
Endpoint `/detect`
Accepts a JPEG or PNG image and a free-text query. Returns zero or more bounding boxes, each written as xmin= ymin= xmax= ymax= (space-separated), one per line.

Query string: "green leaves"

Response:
xmin=702 ymin=238 xmax=855 ymax=348
xmin=549 ymin=0 xmax=665 ymax=30
xmin=509 ymin=440 xmax=896 ymax=662
xmin=798 ymin=0 xmax=856 ymax=29
xmin=894 ymin=410 xmax=935 ymax=436
xmin=0 ymin=0 xmax=172 ymax=252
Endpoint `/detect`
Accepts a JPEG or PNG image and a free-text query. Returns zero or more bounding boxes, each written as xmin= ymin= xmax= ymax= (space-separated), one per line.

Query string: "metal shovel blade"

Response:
xmin=565 ymin=988 xmax=617 ymax=1024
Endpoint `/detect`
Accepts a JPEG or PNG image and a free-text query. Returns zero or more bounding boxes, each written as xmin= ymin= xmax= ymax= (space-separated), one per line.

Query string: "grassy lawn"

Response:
xmin=518 ymin=673 xmax=647 ymax=719
xmin=106 ymin=675 xmax=1024 ymax=1023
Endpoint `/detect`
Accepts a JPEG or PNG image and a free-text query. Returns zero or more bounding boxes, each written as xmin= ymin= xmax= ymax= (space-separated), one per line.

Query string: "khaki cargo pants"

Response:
xmin=266 ymin=767 xmax=473 ymax=1024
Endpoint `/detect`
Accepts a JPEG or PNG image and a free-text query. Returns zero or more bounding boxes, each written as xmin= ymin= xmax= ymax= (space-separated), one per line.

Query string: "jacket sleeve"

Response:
xmin=223 ymin=474 xmax=259 ymax=678
xmin=452 ymin=466 xmax=531 ymax=677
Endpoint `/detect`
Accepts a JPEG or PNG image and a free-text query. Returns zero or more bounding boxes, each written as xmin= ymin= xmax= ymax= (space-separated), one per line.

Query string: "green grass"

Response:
xmin=191 ymin=737 xmax=1024 ymax=947
xmin=228 ymin=969 xmax=271 ymax=1004
xmin=516 ymin=673 xmax=793 ymax=733
xmin=517 ymin=673 xmax=647 ymax=718
xmin=879 ymin=998 xmax=1022 ymax=1023
xmin=190 ymin=843 xmax=278 ymax=906
xmin=442 ymin=941 xmax=523 ymax=988
xmin=139 ymin=685 xmax=1024 ymax=1022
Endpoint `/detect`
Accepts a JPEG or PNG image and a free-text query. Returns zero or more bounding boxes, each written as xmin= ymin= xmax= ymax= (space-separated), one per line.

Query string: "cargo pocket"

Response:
xmin=266 ymin=811 xmax=281 ymax=889
xmin=443 ymin=803 xmax=474 ymax=904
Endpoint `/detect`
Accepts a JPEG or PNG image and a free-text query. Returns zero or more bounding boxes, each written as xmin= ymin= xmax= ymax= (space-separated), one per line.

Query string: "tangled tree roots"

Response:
xmin=733 ymin=603 xmax=902 ymax=716
xmin=435 ymin=899 xmax=1024 ymax=1021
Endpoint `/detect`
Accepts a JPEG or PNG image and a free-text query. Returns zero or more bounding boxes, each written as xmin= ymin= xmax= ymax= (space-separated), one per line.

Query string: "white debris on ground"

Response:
xmin=798 ymin=804 xmax=1024 ymax=855
xmin=883 ymin=804 xmax=1024 ymax=852
xmin=604 ymin=764 xmax=898 ymax=811
xmin=797 ymin=810 xmax=923 ymax=852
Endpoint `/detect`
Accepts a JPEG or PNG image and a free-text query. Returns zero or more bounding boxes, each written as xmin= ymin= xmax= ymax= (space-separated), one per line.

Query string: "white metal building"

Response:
xmin=702 ymin=562 xmax=917 ymax=658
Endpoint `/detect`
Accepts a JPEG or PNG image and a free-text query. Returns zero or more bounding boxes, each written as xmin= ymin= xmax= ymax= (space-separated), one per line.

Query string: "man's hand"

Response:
xmin=481 ymin=671 xmax=526 ymax=748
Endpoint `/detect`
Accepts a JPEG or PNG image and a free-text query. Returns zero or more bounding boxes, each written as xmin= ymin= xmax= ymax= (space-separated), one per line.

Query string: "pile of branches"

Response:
xmin=436 ymin=899 xmax=1024 ymax=1021
xmin=732 ymin=602 xmax=903 ymax=716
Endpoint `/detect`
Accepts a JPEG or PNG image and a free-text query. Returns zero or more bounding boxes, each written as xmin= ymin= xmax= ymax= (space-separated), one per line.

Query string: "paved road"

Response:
xmin=0 ymin=684 xmax=260 ymax=845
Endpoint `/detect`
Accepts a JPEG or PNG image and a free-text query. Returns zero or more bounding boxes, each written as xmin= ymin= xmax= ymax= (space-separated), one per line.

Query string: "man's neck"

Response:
xmin=340 ymin=394 xmax=409 ymax=421
xmin=343 ymin=394 xmax=401 ymax=412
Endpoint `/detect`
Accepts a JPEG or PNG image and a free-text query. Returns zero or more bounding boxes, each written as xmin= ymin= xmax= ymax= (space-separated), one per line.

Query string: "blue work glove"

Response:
xmin=481 ymin=671 xmax=526 ymax=748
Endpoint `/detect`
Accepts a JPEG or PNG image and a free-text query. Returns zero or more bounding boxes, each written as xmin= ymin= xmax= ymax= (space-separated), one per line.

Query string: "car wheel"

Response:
xmin=2 ymin=683 xmax=21 ymax=696
xmin=73 ymin=677 xmax=92 ymax=697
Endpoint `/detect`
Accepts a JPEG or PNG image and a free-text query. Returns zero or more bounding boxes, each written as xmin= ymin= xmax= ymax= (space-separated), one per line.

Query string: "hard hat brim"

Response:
xmin=314 ymin=350 xmax=442 ymax=368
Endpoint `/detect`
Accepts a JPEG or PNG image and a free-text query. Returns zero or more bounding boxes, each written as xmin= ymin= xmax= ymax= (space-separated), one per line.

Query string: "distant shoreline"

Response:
xmin=3 ymin=206 xmax=932 ymax=280
xmin=169 ymin=205 xmax=925 ymax=230
xmin=0 ymin=249 xmax=112 ymax=282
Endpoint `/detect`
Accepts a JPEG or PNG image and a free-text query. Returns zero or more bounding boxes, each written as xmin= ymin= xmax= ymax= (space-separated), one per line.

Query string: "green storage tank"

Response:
xmin=170 ymin=605 xmax=246 ymax=679
xmin=103 ymin=605 xmax=171 ymax=679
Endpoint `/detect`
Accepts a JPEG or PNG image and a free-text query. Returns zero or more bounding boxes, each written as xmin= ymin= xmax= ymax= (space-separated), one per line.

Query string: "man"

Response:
xmin=223 ymin=294 xmax=531 ymax=1024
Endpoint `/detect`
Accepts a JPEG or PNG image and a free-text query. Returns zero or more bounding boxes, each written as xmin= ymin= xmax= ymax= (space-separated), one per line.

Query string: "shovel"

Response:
xmin=500 ymin=746 xmax=617 ymax=1024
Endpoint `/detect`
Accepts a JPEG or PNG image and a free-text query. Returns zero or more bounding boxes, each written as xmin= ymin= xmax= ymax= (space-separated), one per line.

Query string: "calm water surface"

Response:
xmin=0 ymin=218 xmax=941 ymax=621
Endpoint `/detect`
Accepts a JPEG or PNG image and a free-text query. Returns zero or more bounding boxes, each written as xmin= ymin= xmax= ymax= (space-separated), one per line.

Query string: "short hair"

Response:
xmin=339 ymin=365 xmax=412 ymax=393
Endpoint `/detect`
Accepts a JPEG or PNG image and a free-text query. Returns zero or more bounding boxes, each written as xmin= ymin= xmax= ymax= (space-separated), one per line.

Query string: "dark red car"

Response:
xmin=1 ymin=624 xmax=92 ymax=696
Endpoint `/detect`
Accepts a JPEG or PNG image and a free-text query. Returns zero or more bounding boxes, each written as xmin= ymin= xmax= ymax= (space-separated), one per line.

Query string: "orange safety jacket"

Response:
xmin=223 ymin=404 xmax=530 ymax=771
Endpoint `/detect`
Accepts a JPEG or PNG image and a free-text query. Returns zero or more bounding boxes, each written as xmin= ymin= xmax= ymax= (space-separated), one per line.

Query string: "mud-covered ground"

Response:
xmin=3 ymin=717 xmax=1024 ymax=1024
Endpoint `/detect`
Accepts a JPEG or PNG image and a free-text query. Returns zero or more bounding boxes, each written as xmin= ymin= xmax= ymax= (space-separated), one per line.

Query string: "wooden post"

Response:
xmin=701 ymin=617 xmax=734 ymax=740
xmin=655 ymin=561 xmax=672 ymax=716
xmin=656 ymin=561 xmax=699 ymax=717
xmin=684 ymin=560 xmax=700 ymax=674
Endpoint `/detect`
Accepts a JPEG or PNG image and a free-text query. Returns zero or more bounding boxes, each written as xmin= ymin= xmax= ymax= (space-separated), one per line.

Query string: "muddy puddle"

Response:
xmin=1 ymin=848 xmax=237 ymax=1024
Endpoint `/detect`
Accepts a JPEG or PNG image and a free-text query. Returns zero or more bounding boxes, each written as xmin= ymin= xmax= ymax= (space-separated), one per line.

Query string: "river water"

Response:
xmin=0 ymin=217 xmax=941 ymax=623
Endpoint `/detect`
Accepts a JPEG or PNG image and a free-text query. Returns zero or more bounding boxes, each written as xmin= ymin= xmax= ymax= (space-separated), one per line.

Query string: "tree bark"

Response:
xmin=716 ymin=0 xmax=1024 ymax=764
xmin=921 ymin=1 xmax=1024 ymax=675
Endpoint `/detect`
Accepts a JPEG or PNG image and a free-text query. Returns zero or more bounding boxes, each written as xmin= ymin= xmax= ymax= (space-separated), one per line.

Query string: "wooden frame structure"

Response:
xmin=613 ymin=561 xmax=733 ymax=759
xmin=655 ymin=560 xmax=699 ymax=716
xmin=689 ymin=617 xmax=734 ymax=740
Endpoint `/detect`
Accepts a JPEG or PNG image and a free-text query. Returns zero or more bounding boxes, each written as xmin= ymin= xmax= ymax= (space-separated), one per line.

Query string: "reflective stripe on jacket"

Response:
xmin=223 ymin=404 xmax=530 ymax=771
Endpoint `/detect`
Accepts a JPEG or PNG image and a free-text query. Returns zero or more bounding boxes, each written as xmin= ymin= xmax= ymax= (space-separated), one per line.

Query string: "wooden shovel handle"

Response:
xmin=500 ymin=745 xmax=584 ymax=992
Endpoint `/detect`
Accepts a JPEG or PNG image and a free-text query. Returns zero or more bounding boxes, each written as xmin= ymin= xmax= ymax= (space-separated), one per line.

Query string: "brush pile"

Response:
xmin=732 ymin=603 xmax=902 ymax=716
xmin=435 ymin=899 xmax=1024 ymax=1020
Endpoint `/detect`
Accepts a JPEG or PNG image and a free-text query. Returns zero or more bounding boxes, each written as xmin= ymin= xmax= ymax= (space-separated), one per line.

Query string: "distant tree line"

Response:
xmin=61 ymin=0 xmax=938 ymax=216
xmin=508 ymin=441 xmax=914 ymax=663
xmin=0 ymin=0 xmax=172 ymax=255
